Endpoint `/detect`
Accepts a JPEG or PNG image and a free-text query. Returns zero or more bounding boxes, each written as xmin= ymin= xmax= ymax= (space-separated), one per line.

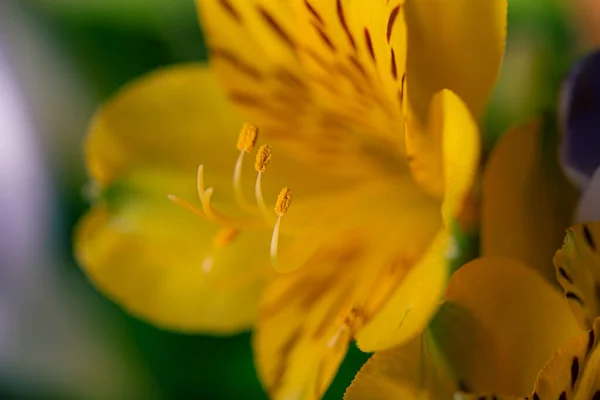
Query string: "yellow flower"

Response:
xmin=75 ymin=0 xmax=506 ymax=398
xmin=345 ymin=221 xmax=600 ymax=400
xmin=344 ymin=120 xmax=597 ymax=400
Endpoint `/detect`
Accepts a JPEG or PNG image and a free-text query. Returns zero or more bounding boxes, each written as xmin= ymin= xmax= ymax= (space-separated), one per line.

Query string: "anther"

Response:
xmin=270 ymin=187 xmax=292 ymax=268
xmin=255 ymin=144 xmax=272 ymax=173
xmin=236 ymin=123 xmax=259 ymax=153
xmin=275 ymin=187 xmax=292 ymax=216
xmin=255 ymin=145 xmax=275 ymax=223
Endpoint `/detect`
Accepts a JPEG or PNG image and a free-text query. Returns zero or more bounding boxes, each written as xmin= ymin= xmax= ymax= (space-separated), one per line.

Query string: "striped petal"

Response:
xmin=459 ymin=317 xmax=600 ymax=400
xmin=255 ymin=178 xmax=442 ymax=399
xmin=195 ymin=0 xmax=408 ymax=160
xmin=554 ymin=221 xmax=600 ymax=330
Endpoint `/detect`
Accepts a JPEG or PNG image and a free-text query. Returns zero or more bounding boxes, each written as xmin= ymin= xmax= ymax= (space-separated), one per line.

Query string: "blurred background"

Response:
xmin=0 ymin=0 xmax=597 ymax=398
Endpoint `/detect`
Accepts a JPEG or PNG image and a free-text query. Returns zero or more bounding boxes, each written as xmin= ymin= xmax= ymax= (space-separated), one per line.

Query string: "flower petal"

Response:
xmin=354 ymin=230 xmax=449 ymax=352
xmin=554 ymin=221 xmax=600 ymax=330
xmin=86 ymin=64 xmax=244 ymax=188
xmin=481 ymin=119 xmax=579 ymax=284
xmin=354 ymin=91 xmax=480 ymax=351
xmin=255 ymin=179 xmax=442 ymax=398
xmin=195 ymin=0 xmax=408 ymax=154
xmin=76 ymin=169 xmax=271 ymax=333
xmin=404 ymin=89 xmax=480 ymax=218
xmin=445 ymin=257 xmax=580 ymax=396
xmin=344 ymin=332 xmax=456 ymax=400
xmin=459 ymin=317 xmax=600 ymax=400
xmin=403 ymin=0 xmax=507 ymax=123
xmin=559 ymin=50 xmax=600 ymax=188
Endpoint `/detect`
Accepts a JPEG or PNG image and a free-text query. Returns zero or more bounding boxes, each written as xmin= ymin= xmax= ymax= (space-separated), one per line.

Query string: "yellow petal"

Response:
xmin=195 ymin=0 xmax=408 ymax=156
xmin=354 ymin=230 xmax=450 ymax=352
xmin=554 ymin=221 xmax=600 ymax=330
xmin=255 ymin=178 xmax=442 ymax=399
xmin=482 ymin=119 xmax=579 ymax=284
xmin=445 ymin=257 xmax=581 ymax=396
xmin=530 ymin=316 xmax=600 ymax=400
xmin=404 ymin=0 xmax=507 ymax=122
xmin=344 ymin=332 xmax=456 ymax=400
xmin=459 ymin=317 xmax=600 ymax=400
xmin=86 ymin=64 xmax=244 ymax=188
xmin=75 ymin=169 xmax=271 ymax=333
xmin=404 ymin=89 xmax=480 ymax=212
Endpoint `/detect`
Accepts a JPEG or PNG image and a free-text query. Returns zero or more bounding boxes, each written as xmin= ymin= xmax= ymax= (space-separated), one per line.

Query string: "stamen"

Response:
xmin=270 ymin=187 xmax=292 ymax=267
xmin=233 ymin=123 xmax=260 ymax=212
xmin=255 ymin=145 xmax=274 ymax=223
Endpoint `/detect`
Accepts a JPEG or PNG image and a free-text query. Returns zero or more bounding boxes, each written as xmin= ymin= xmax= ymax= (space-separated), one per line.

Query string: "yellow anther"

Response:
xmin=236 ymin=123 xmax=259 ymax=153
xmin=255 ymin=144 xmax=272 ymax=173
xmin=275 ymin=187 xmax=292 ymax=217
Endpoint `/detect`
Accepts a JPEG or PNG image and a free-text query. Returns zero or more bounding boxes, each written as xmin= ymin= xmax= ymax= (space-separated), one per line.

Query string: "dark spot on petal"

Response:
xmin=387 ymin=5 xmax=401 ymax=44
xmin=390 ymin=48 xmax=397 ymax=80
xmin=566 ymin=291 xmax=584 ymax=305
xmin=336 ymin=0 xmax=357 ymax=51
xmin=304 ymin=0 xmax=324 ymax=25
xmin=570 ymin=356 xmax=579 ymax=389
xmin=364 ymin=28 xmax=376 ymax=63
xmin=210 ymin=47 xmax=263 ymax=80
xmin=312 ymin=22 xmax=336 ymax=52
xmin=558 ymin=266 xmax=574 ymax=284
xmin=593 ymin=390 xmax=600 ymax=400
xmin=533 ymin=392 xmax=540 ymax=400
xmin=348 ymin=56 xmax=368 ymax=80
xmin=218 ymin=0 xmax=242 ymax=23
xmin=588 ymin=328 xmax=596 ymax=355
xmin=558 ymin=391 xmax=566 ymax=400
xmin=257 ymin=7 xmax=296 ymax=49
xmin=583 ymin=224 xmax=596 ymax=251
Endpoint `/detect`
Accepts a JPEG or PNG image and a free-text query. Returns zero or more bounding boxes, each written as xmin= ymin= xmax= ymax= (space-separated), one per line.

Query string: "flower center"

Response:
xmin=168 ymin=123 xmax=292 ymax=270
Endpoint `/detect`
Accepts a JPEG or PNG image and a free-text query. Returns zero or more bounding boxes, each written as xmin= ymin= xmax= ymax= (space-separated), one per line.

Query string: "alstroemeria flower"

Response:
xmin=345 ymin=221 xmax=600 ymax=400
xmin=76 ymin=1 xmax=506 ymax=398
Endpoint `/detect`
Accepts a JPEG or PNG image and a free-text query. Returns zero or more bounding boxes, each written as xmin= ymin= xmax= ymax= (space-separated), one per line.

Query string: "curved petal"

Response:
xmin=86 ymin=64 xmax=244 ymax=188
xmin=445 ymin=257 xmax=581 ymax=396
xmin=79 ymin=65 xmax=282 ymax=332
xmin=405 ymin=90 xmax=480 ymax=204
xmin=254 ymin=179 xmax=442 ymax=399
xmin=460 ymin=317 xmax=600 ymax=400
xmin=354 ymin=229 xmax=449 ymax=352
xmin=344 ymin=333 xmax=455 ymax=400
xmin=554 ymin=221 xmax=600 ymax=330
xmin=195 ymin=0 xmax=408 ymax=155
xmin=559 ymin=50 xmax=600 ymax=187
xmin=76 ymin=168 xmax=271 ymax=333
xmin=481 ymin=118 xmax=579 ymax=284
xmin=355 ymin=91 xmax=481 ymax=351
xmin=404 ymin=0 xmax=507 ymax=123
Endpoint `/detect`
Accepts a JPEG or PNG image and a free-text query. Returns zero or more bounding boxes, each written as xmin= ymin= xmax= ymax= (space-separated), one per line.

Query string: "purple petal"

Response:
xmin=559 ymin=50 xmax=600 ymax=189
